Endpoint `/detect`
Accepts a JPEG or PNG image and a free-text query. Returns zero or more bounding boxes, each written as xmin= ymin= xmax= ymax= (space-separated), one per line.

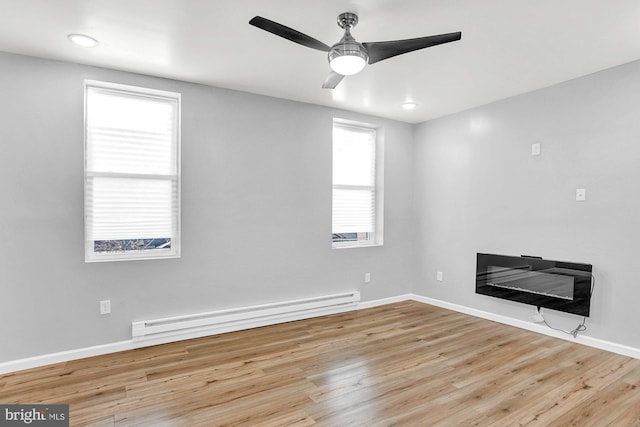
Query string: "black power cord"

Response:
xmin=536 ymin=274 xmax=595 ymax=338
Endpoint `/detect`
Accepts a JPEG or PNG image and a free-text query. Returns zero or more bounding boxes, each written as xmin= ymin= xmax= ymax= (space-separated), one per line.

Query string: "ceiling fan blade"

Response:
xmin=249 ymin=16 xmax=331 ymax=52
xmin=363 ymin=32 xmax=461 ymax=65
xmin=322 ymin=71 xmax=345 ymax=89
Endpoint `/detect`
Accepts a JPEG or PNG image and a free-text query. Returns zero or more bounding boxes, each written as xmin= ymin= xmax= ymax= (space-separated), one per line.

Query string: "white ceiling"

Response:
xmin=1 ymin=0 xmax=640 ymax=123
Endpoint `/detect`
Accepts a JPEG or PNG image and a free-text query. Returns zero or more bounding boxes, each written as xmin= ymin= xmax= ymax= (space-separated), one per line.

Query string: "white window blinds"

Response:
xmin=332 ymin=122 xmax=378 ymax=247
xmin=85 ymin=81 xmax=180 ymax=261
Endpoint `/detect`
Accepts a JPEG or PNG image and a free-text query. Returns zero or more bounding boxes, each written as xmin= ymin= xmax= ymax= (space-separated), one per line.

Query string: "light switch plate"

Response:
xmin=576 ymin=188 xmax=586 ymax=201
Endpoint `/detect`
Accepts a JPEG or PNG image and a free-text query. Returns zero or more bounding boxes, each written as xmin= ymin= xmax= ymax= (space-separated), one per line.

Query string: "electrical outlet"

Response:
xmin=364 ymin=273 xmax=371 ymax=283
xmin=531 ymin=143 xmax=541 ymax=156
xmin=576 ymin=188 xmax=586 ymax=201
xmin=100 ymin=300 xmax=111 ymax=315
xmin=436 ymin=271 xmax=443 ymax=281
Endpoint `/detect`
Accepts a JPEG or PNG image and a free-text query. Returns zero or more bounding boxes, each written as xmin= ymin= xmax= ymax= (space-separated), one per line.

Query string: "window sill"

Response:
xmin=332 ymin=243 xmax=383 ymax=250
xmin=85 ymin=251 xmax=180 ymax=263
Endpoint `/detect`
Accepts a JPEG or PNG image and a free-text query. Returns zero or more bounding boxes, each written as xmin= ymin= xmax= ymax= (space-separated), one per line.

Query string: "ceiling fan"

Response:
xmin=249 ymin=12 xmax=461 ymax=89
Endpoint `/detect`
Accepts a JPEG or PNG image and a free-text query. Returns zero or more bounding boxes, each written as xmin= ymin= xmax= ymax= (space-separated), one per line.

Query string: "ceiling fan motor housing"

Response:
xmin=328 ymin=12 xmax=368 ymax=75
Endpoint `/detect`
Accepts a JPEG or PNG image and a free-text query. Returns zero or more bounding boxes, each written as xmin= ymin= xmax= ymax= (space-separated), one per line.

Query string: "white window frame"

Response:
xmin=84 ymin=80 xmax=181 ymax=262
xmin=332 ymin=118 xmax=384 ymax=249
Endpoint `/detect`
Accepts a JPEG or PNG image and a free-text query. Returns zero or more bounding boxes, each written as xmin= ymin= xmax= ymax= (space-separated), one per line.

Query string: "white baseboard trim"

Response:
xmin=357 ymin=294 xmax=413 ymax=310
xmin=409 ymin=294 xmax=640 ymax=360
xmin=2 ymin=293 xmax=638 ymax=375
xmin=0 ymin=341 xmax=135 ymax=375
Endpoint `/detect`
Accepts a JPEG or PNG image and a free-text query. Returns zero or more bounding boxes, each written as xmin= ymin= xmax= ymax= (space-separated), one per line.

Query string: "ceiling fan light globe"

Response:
xmin=328 ymin=34 xmax=368 ymax=76
xmin=330 ymin=55 xmax=366 ymax=76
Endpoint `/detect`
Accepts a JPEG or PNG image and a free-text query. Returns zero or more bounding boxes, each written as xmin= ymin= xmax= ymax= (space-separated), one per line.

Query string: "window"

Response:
xmin=84 ymin=81 xmax=180 ymax=262
xmin=332 ymin=120 xmax=382 ymax=248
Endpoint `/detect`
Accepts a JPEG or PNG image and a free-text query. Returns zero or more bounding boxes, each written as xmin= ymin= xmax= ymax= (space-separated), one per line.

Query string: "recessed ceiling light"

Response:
xmin=402 ymin=102 xmax=418 ymax=111
xmin=68 ymin=33 xmax=99 ymax=48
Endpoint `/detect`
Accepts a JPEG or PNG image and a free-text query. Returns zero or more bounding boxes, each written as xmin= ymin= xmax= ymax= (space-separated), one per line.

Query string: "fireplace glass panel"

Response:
xmin=475 ymin=253 xmax=592 ymax=317
xmin=486 ymin=266 xmax=574 ymax=300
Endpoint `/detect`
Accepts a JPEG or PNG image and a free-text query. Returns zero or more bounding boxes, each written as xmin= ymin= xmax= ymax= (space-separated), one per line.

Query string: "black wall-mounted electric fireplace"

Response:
xmin=476 ymin=253 xmax=593 ymax=317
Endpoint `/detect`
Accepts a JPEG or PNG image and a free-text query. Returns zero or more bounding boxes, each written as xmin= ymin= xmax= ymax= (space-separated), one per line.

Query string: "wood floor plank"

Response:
xmin=2 ymin=301 xmax=640 ymax=426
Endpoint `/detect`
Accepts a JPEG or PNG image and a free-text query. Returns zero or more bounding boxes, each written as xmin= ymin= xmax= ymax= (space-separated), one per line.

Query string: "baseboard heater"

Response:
xmin=131 ymin=291 xmax=360 ymax=346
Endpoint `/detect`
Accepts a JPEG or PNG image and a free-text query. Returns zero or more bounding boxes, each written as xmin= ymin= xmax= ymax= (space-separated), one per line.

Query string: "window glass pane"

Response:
xmin=332 ymin=232 xmax=372 ymax=244
xmin=94 ymin=238 xmax=171 ymax=253
xmin=86 ymin=176 xmax=177 ymax=241
xmin=86 ymin=89 xmax=177 ymax=175
xmin=332 ymin=188 xmax=375 ymax=234
xmin=333 ymin=125 xmax=375 ymax=186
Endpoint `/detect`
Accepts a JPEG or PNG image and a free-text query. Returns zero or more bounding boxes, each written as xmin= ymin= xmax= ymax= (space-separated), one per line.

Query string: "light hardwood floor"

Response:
xmin=1 ymin=301 xmax=640 ymax=426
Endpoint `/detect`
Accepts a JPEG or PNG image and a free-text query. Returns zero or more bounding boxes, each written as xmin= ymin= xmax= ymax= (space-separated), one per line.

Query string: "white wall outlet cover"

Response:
xmin=531 ymin=143 xmax=541 ymax=156
xmin=436 ymin=271 xmax=443 ymax=281
xmin=576 ymin=188 xmax=586 ymax=201
xmin=100 ymin=300 xmax=111 ymax=315
xmin=364 ymin=273 xmax=371 ymax=283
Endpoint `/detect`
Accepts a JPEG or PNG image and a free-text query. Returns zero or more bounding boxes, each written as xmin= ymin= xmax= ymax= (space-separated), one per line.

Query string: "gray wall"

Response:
xmin=413 ymin=59 xmax=640 ymax=349
xmin=3 ymin=48 xmax=640 ymax=364
xmin=0 ymin=52 xmax=415 ymax=363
